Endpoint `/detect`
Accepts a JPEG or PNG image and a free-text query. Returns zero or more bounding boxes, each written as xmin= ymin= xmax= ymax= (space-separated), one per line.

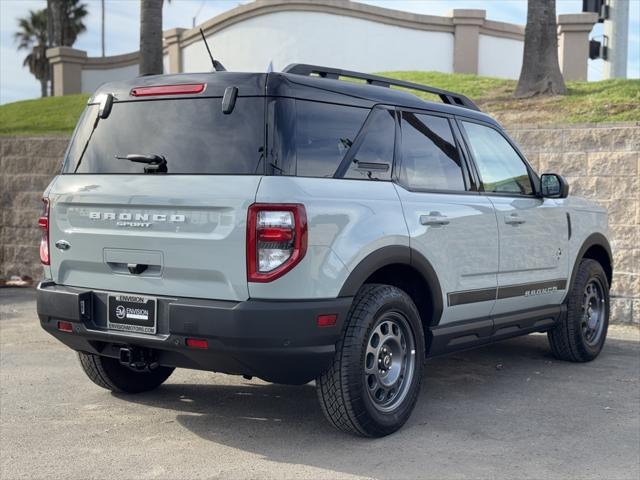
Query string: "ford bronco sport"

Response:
xmin=37 ymin=65 xmax=612 ymax=437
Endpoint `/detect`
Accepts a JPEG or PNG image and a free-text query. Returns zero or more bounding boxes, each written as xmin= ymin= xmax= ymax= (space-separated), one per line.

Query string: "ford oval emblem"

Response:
xmin=55 ymin=240 xmax=71 ymax=251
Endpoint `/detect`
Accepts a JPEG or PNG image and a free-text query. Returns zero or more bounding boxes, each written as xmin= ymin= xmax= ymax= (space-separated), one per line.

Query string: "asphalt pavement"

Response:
xmin=1 ymin=287 xmax=638 ymax=480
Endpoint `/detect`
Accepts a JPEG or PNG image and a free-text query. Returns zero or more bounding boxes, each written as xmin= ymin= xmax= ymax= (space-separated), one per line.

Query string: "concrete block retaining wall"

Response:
xmin=1 ymin=123 xmax=638 ymax=323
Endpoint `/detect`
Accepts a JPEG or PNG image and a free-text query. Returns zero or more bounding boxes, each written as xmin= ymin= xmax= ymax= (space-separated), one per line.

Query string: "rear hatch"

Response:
xmin=48 ymin=75 xmax=266 ymax=301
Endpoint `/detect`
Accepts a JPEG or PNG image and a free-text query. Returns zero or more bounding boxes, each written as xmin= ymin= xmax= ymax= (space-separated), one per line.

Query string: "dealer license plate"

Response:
xmin=107 ymin=294 xmax=157 ymax=334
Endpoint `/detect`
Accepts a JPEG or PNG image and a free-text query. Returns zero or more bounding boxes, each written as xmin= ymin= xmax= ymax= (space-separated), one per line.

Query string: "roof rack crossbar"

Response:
xmin=282 ymin=63 xmax=480 ymax=112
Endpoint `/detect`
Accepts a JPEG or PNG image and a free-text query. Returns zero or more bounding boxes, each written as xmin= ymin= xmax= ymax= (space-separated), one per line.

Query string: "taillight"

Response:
xmin=247 ymin=204 xmax=307 ymax=282
xmin=39 ymin=198 xmax=50 ymax=265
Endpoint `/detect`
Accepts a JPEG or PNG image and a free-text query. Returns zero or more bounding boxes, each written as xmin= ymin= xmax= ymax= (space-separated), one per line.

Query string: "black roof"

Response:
xmin=91 ymin=68 xmax=499 ymax=127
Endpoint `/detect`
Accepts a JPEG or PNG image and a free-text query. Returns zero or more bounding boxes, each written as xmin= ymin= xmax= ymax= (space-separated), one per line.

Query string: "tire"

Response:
xmin=548 ymin=259 xmax=609 ymax=362
xmin=316 ymin=284 xmax=425 ymax=437
xmin=78 ymin=352 xmax=174 ymax=393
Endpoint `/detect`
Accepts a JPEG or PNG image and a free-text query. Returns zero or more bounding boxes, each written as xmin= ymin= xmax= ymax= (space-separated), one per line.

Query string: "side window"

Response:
xmin=295 ymin=100 xmax=368 ymax=178
xmin=399 ymin=112 xmax=465 ymax=191
xmin=461 ymin=121 xmax=534 ymax=195
xmin=343 ymin=108 xmax=395 ymax=181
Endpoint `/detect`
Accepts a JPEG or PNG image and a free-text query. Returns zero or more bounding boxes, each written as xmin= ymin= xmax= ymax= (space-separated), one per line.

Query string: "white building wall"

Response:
xmin=478 ymin=34 xmax=524 ymax=79
xmin=81 ymin=64 xmax=139 ymax=93
xmin=182 ymin=11 xmax=454 ymax=74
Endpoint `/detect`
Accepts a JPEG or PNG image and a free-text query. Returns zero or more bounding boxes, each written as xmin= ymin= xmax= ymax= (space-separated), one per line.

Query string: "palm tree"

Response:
xmin=515 ymin=0 xmax=567 ymax=97
xmin=50 ymin=0 xmax=89 ymax=47
xmin=140 ymin=0 xmax=165 ymax=75
xmin=14 ymin=9 xmax=50 ymax=98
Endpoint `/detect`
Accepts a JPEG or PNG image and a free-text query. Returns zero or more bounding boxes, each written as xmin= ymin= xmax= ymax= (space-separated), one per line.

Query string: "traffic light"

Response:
xmin=589 ymin=37 xmax=609 ymax=60
xmin=582 ymin=0 xmax=610 ymax=23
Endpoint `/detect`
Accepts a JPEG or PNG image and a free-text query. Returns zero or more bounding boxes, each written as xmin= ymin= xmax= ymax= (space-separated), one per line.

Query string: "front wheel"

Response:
xmin=548 ymin=259 xmax=609 ymax=362
xmin=316 ymin=284 xmax=425 ymax=437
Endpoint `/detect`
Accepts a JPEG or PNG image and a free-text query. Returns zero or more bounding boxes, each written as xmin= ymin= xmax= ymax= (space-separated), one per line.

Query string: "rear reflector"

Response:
xmin=57 ymin=321 xmax=73 ymax=333
xmin=186 ymin=338 xmax=208 ymax=349
xmin=317 ymin=314 xmax=337 ymax=328
xmin=130 ymin=83 xmax=205 ymax=97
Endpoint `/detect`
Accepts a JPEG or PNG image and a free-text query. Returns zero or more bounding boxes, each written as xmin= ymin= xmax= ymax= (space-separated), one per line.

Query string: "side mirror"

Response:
xmin=540 ymin=173 xmax=569 ymax=198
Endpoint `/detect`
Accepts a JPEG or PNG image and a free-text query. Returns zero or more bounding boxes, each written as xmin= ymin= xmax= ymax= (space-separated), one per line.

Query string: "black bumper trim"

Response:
xmin=37 ymin=282 xmax=353 ymax=384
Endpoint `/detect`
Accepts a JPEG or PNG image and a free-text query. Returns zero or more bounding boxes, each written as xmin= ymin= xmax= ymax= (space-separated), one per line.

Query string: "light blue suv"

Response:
xmin=37 ymin=65 xmax=612 ymax=437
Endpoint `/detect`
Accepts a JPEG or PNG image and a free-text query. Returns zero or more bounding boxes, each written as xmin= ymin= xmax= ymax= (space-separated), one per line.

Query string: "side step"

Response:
xmin=428 ymin=305 xmax=564 ymax=357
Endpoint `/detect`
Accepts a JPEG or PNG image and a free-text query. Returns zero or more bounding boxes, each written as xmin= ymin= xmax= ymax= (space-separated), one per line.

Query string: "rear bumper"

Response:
xmin=37 ymin=281 xmax=353 ymax=384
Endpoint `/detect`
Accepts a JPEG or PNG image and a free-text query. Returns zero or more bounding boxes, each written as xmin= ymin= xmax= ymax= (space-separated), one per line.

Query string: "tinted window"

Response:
xmin=462 ymin=121 xmax=533 ymax=195
xmin=344 ymin=108 xmax=395 ymax=181
xmin=295 ymin=100 xmax=368 ymax=178
xmin=64 ymin=97 xmax=265 ymax=174
xmin=268 ymin=97 xmax=296 ymax=175
xmin=400 ymin=113 xmax=465 ymax=191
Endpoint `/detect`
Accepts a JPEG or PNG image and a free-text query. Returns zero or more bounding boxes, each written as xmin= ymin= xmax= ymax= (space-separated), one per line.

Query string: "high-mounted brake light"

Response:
xmin=247 ymin=204 xmax=307 ymax=282
xmin=130 ymin=83 xmax=205 ymax=97
xmin=39 ymin=198 xmax=50 ymax=265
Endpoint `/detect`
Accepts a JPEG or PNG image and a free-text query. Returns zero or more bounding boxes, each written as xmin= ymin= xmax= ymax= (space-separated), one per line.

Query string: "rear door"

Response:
xmin=394 ymin=110 xmax=499 ymax=325
xmin=458 ymin=120 xmax=569 ymax=314
xmin=48 ymin=95 xmax=266 ymax=301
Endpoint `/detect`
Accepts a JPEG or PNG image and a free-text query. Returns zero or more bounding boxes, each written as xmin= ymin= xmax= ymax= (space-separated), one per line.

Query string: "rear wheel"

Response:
xmin=316 ymin=284 xmax=425 ymax=437
xmin=548 ymin=259 xmax=609 ymax=362
xmin=78 ymin=352 xmax=174 ymax=393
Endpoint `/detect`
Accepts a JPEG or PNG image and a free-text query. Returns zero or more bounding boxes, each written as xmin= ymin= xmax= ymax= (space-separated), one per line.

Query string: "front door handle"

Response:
xmin=505 ymin=213 xmax=526 ymax=225
xmin=420 ymin=212 xmax=450 ymax=226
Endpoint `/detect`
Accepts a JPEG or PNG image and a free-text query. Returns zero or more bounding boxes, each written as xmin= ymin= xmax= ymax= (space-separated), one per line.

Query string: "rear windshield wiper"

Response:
xmin=116 ymin=153 xmax=168 ymax=174
xmin=73 ymin=94 xmax=114 ymax=173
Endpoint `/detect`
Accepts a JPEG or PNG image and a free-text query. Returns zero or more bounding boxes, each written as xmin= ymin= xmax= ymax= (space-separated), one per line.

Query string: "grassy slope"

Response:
xmin=382 ymin=72 xmax=640 ymax=125
xmin=0 ymin=94 xmax=89 ymax=136
xmin=0 ymin=74 xmax=638 ymax=135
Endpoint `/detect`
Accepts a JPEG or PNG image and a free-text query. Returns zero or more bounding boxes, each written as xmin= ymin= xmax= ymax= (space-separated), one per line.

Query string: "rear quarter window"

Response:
xmin=294 ymin=100 xmax=369 ymax=178
xmin=64 ymin=97 xmax=265 ymax=174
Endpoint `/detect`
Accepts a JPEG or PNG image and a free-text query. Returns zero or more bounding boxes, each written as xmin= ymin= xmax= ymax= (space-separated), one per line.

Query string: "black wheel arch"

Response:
xmin=338 ymin=245 xmax=444 ymax=327
xmin=570 ymin=233 xmax=613 ymax=289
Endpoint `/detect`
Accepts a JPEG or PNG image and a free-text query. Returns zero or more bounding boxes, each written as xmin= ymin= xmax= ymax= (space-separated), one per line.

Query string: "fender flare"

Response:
xmin=569 ymin=232 xmax=613 ymax=289
xmin=338 ymin=245 xmax=444 ymax=326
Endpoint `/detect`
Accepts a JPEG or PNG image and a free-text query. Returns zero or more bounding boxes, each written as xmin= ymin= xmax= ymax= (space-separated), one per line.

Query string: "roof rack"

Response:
xmin=282 ymin=63 xmax=480 ymax=112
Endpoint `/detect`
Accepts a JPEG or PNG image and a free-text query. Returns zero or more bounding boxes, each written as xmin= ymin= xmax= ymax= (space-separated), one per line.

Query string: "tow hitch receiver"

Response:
xmin=119 ymin=347 xmax=159 ymax=371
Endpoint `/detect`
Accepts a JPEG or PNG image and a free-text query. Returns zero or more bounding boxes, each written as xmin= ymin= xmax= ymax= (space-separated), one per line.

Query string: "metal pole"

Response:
xmin=101 ymin=0 xmax=105 ymax=57
xmin=603 ymin=0 xmax=629 ymax=78
xmin=47 ymin=0 xmax=54 ymax=96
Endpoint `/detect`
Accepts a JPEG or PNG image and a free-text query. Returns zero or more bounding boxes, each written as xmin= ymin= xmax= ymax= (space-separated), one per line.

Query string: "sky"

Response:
xmin=1 ymin=0 xmax=638 ymax=104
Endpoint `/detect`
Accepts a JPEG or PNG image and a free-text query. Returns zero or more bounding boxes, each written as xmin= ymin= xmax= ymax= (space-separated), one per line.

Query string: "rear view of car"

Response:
xmin=38 ymin=72 xmax=355 ymax=399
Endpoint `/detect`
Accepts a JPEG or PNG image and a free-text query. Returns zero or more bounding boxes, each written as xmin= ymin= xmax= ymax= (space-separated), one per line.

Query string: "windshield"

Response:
xmin=63 ymin=97 xmax=265 ymax=174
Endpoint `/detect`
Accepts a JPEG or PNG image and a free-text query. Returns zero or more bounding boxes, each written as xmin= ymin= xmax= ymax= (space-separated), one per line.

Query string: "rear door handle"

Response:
xmin=420 ymin=212 xmax=450 ymax=226
xmin=505 ymin=213 xmax=526 ymax=225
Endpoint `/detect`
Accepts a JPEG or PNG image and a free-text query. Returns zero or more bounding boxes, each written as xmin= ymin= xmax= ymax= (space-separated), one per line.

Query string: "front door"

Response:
xmin=459 ymin=120 xmax=569 ymax=315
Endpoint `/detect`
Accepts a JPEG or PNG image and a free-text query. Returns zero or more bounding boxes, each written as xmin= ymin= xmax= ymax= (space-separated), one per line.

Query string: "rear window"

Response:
xmin=64 ymin=97 xmax=265 ymax=174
